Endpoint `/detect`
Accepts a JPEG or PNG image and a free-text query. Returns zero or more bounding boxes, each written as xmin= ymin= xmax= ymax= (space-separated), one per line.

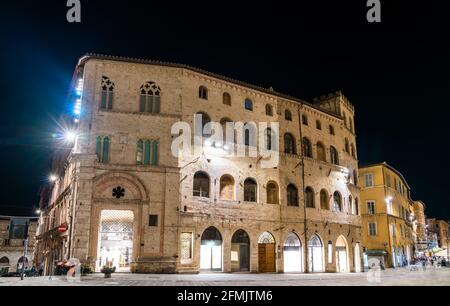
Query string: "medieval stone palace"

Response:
xmin=35 ymin=54 xmax=362 ymax=274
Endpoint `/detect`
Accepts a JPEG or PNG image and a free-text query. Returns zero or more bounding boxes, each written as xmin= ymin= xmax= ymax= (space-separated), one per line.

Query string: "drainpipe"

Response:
xmin=382 ymin=166 xmax=393 ymax=268
xmin=297 ymin=104 xmax=308 ymax=272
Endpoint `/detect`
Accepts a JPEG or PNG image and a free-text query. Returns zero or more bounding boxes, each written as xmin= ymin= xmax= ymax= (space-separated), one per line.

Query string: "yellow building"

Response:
xmin=358 ymin=162 xmax=415 ymax=268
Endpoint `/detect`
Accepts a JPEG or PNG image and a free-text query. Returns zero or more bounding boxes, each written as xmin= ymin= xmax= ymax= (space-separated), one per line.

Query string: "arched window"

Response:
xmin=220 ymin=117 xmax=234 ymax=145
xmin=349 ymin=119 xmax=354 ymax=133
xmin=333 ymin=191 xmax=342 ymax=212
xmin=96 ymin=136 xmax=110 ymax=164
xmin=302 ymin=137 xmax=312 ymax=158
xmin=355 ymin=197 xmax=359 ymax=215
xmin=285 ymin=110 xmax=292 ymax=121
xmin=305 ymin=187 xmax=315 ymax=208
xmin=284 ymin=133 xmax=296 ymax=154
xmin=140 ymin=82 xmax=161 ymax=113
xmin=351 ymin=143 xmax=356 ymax=158
xmin=343 ymin=112 xmax=347 ymax=128
xmin=329 ymin=125 xmax=335 ymax=135
xmin=244 ymin=122 xmax=257 ymax=147
xmin=349 ymin=195 xmax=353 ymax=214
xmin=317 ymin=142 xmax=326 ymax=162
xmin=101 ymin=76 xmax=115 ymax=110
xmin=320 ymin=189 xmax=329 ymax=210
xmin=220 ymin=175 xmax=235 ymax=200
xmin=196 ymin=112 xmax=211 ymax=138
xmin=244 ymin=98 xmax=253 ymax=111
xmin=137 ymin=139 xmax=159 ymax=166
xmin=302 ymin=114 xmax=308 ymax=126
xmin=265 ymin=128 xmax=273 ymax=150
xmin=223 ymin=92 xmax=231 ymax=105
xmin=316 ymin=120 xmax=322 ymax=130
xmin=244 ymin=178 xmax=257 ymax=202
xmin=287 ymin=184 xmax=299 ymax=206
xmin=345 ymin=138 xmax=350 ymax=153
xmin=193 ymin=172 xmax=210 ymax=198
xmin=0 ymin=256 xmax=9 ymax=271
xmin=199 ymin=86 xmax=208 ymax=100
xmin=265 ymin=104 xmax=273 ymax=116
xmin=330 ymin=146 xmax=339 ymax=165
xmin=266 ymin=181 xmax=279 ymax=204
xmin=353 ymin=169 xmax=358 ymax=185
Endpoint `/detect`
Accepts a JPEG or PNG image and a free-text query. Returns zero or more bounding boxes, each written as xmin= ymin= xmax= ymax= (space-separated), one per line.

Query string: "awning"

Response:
xmin=364 ymin=250 xmax=388 ymax=256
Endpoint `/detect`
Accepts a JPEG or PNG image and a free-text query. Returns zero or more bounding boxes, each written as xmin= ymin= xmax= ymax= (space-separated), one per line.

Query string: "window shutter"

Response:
xmin=147 ymin=96 xmax=153 ymax=113
xmin=154 ymin=96 xmax=161 ymax=113
xmin=101 ymin=91 xmax=107 ymax=109
xmin=96 ymin=137 xmax=102 ymax=160
xmin=102 ymin=137 xmax=110 ymax=163
xmin=139 ymin=95 xmax=146 ymax=112
xmin=144 ymin=140 xmax=151 ymax=165
xmin=152 ymin=141 xmax=159 ymax=166
xmin=108 ymin=91 xmax=113 ymax=110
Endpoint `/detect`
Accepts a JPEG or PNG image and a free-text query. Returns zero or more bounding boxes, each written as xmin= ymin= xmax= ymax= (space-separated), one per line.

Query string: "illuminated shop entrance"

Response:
xmin=97 ymin=210 xmax=134 ymax=272
xmin=307 ymin=234 xmax=324 ymax=272
xmin=258 ymin=232 xmax=276 ymax=273
xmin=335 ymin=236 xmax=349 ymax=273
xmin=283 ymin=233 xmax=302 ymax=273
xmin=231 ymin=230 xmax=250 ymax=272
xmin=200 ymin=227 xmax=223 ymax=271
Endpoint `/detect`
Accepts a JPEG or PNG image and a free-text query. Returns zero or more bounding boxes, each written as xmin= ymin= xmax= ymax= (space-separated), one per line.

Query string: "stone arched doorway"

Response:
xmin=336 ymin=235 xmax=349 ymax=273
xmin=308 ymin=234 xmax=324 ymax=272
xmin=200 ymin=227 xmax=223 ymax=271
xmin=0 ymin=257 xmax=9 ymax=274
xmin=258 ymin=232 xmax=276 ymax=273
xmin=283 ymin=233 xmax=302 ymax=273
xmin=97 ymin=210 xmax=134 ymax=272
xmin=231 ymin=229 xmax=250 ymax=272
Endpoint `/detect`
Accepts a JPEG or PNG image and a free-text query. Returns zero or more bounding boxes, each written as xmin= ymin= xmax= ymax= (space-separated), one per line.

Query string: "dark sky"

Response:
xmin=0 ymin=1 xmax=448 ymax=219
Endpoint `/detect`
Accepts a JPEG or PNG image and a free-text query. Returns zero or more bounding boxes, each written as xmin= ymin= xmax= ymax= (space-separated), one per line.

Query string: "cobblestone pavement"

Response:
xmin=1 ymin=268 xmax=449 ymax=286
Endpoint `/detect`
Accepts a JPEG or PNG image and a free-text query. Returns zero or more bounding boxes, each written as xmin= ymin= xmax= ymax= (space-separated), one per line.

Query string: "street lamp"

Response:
xmin=48 ymin=175 xmax=58 ymax=183
xmin=64 ymin=131 xmax=77 ymax=143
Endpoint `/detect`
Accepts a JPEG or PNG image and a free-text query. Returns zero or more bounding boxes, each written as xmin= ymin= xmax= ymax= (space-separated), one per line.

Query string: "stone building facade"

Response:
xmin=0 ymin=216 xmax=38 ymax=274
xmin=426 ymin=219 xmax=449 ymax=250
xmin=413 ymin=201 xmax=427 ymax=252
xmin=36 ymin=54 xmax=362 ymax=274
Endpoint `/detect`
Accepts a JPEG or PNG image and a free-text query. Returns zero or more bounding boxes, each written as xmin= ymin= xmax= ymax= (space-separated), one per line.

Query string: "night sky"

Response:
xmin=0 ymin=1 xmax=448 ymax=219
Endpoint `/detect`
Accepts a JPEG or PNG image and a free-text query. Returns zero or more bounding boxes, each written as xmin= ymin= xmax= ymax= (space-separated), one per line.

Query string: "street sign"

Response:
xmin=58 ymin=225 xmax=68 ymax=233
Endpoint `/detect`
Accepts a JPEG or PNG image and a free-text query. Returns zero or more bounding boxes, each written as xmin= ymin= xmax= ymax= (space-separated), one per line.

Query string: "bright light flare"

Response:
xmin=64 ymin=131 xmax=77 ymax=143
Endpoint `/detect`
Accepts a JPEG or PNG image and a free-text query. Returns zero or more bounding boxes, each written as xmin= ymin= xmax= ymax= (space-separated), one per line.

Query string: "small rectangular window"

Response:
xmin=149 ymin=215 xmax=158 ymax=227
xmin=365 ymin=173 xmax=374 ymax=187
xmin=367 ymin=201 xmax=375 ymax=215
xmin=369 ymin=223 xmax=377 ymax=236
xmin=386 ymin=174 xmax=391 ymax=187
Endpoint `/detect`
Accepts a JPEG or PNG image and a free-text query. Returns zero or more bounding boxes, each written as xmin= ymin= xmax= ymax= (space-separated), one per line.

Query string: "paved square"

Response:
xmin=1 ymin=268 xmax=449 ymax=286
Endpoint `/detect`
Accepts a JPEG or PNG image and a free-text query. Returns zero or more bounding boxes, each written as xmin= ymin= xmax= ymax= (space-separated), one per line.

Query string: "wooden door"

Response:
xmin=258 ymin=243 xmax=276 ymax=272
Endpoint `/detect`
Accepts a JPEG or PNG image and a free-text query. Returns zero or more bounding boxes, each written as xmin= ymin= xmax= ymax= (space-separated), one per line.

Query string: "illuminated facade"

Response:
xmin=426 ymin=219 xmax=449 ymax=250
xmin=0 ymin=216 xmax=38 ymax=274
xmin=36 ymin=54 xmax=362 ymax=274
xmin=413 ymin=201 xmax=427 ymax=252
xmin=358 ymin=163 xmax=416 ymax=268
